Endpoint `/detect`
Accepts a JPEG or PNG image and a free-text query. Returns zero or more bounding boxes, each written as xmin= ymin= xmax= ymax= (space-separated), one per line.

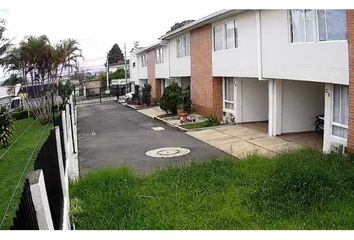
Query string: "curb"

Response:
xmin=154 ymin=116 xmax=187 ymax=132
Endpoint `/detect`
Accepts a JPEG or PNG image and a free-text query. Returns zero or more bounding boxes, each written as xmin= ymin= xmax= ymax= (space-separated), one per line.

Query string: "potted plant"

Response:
xmin=177 ymin=88 xmax=191 ymax=122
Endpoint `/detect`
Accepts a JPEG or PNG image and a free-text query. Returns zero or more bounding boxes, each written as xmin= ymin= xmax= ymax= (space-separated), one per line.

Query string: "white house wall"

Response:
xmin=155 ymin=45 xmax=170 ymax=79
xmin=260 ymin=10 xmax=349 ymax=85
xmin=137 ymin=54 xmax=147 ymax=79
xmin=169 ymin=35 xmax=191 ymax=77
xmin=129 ymin=53 xmax=139 ymax=85
xmin=281 ymin=80 xmax=324 ymax=133
xmin=213 ymin=11 xmax=258 ymax=78
xmin=235 ymin=78 xmax=268 ymax=123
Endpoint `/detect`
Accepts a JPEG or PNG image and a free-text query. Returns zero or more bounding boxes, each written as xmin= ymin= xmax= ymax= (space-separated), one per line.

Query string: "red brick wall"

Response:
xmin=348 ymin=10 xmax=354 ymax=153
xmin=191 ymin=24 xmax=223 ymax=119
xmin=147 ymin=50 xmax=161 ymax=102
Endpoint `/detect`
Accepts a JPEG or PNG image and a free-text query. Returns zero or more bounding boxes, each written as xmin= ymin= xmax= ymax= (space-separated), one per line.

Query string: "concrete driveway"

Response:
xmin=77 ymin=103 xmax=227 ymax=175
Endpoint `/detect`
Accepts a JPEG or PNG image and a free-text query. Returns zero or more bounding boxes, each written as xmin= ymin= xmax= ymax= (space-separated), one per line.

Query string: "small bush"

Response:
xmin=132 ymin=85 xmax=140 ymax=103
xmin=0 ymin=106 xmax=15 ymax=147
xmin=178 ymin=87 xmax=192 ymax=113
xmin=11 ymin=110 xmax=29 ymax=120
xmin=206 ymin=114 xmax=220 ymax=127
xmin=142 ymin=84 xmax=152 ymax=106
xmin=159 ymin=81 xmax=182 ymax=114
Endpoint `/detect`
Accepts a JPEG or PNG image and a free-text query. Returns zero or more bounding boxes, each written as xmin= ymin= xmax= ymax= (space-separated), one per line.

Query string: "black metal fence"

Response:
xmin=10 ymin=180 xmax=39 ymax=230
xmin=33 ymin=129 xmax=64 ymax=230
xmin=74 ymin=85 xmax=131 ymax=104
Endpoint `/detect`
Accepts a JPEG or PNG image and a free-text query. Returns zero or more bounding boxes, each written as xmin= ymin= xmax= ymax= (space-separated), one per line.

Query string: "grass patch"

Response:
xmin=0 ymin=118 xmax=51 ymax=229
xmin=70 ymin=149 xmax=354 ymax=230
xmin=182 ymin=121 xmax=210 ymax=129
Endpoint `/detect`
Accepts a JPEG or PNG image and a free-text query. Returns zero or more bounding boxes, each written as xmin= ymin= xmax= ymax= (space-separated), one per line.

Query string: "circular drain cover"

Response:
xmin=146 ymin=147 xmax=190 ymax=158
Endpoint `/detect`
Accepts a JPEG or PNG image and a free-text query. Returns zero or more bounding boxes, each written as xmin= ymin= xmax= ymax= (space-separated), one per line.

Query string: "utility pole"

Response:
xmin=124 ymin=42 xmax=128 ymax=93
xmin=106 ymin=53 xmax=110 ymax=93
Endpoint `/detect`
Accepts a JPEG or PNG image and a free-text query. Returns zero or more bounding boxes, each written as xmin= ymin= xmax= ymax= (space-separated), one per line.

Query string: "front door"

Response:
xmin=223 ymin=77 xmax=237 ymax=123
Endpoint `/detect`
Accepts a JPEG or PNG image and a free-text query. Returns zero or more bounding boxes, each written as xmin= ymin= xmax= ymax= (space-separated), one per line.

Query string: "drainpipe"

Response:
xmin=256 ymin=10 xmax=264 ymax=80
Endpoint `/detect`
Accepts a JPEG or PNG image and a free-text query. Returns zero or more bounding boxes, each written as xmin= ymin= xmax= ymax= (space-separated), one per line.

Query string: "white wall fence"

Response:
xmin=11 ymin=95 xmax=79 ymax=230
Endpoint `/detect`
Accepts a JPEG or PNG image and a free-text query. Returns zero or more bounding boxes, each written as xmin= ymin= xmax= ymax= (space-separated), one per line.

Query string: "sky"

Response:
xmin=0 ymin=0 xmax=352 ymax=81
xmin=0 ymin=0 xmax=225 ymax=79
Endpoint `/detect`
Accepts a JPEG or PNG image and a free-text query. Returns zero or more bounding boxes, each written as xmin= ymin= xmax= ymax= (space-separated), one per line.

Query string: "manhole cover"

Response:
xmin=146 ymin=147 xmax=190 ymax=158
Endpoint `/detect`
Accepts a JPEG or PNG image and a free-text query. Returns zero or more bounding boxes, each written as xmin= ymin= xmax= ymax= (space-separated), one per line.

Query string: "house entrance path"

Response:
xmin=186 ymin=125 xmax=302 ymax=158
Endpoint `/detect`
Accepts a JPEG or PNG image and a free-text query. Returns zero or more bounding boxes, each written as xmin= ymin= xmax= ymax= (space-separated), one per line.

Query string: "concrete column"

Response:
xmin=54 ymin=126 xmax=71 ymax=229
xmin=83 ymin=86 xmax=86 ymax=98
xmin=268 ymin=79 xmax=282 ymax=136
xmin=29 ymin=170 xmax=54 ymax=230
xmin=61 ymin=111 xmax=68 ymax=160
xmin=323 ymin=83 xmax=332 ymax=153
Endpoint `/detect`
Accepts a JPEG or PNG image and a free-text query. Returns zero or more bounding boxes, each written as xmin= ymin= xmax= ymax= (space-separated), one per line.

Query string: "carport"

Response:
xmin=268 ymin=79 xmax=324 ymax=150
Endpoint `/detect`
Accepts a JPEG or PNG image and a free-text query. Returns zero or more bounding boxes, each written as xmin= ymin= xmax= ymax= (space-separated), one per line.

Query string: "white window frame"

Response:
xmin=141 ymin=54 xmax=147 ymax=67
xmin=288 ymin=9 xmax=315 ymax=44
xmin=331 ymin=84 xmax=349 ymax=140
xmin=317 ymin=10 xmax=347 ymax=42
xmin=176 ymin=34 xmax=190 ymax=58
xmin=156 ymin=47 xmax=163 ymax=64
xmin=222 ymin=77 xmax=236 ymax=114
xmin=225 ymin=21 xmax=238 ymax=49
xmin=213 ymin=19 xmax=238 ymax=52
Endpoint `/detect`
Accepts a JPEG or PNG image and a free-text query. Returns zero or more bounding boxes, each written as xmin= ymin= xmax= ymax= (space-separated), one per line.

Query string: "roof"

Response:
xmin=135 ymin=42 xmax=163 ymax=55
xmin=160 ymin=9 xmax=246 ymax=40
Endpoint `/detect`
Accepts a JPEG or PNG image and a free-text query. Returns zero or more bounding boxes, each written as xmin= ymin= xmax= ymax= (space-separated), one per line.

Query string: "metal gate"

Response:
xmin=74 ymin=86 xmax=118 ymax=105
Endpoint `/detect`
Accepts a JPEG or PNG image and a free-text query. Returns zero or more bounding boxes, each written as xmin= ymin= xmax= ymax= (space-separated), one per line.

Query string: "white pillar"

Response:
xmin=61 ymin=111 xmax=68 ymax=160
xmin=268 ymin=79 xmax=282 ymax=136
xmin=323 ymin=83 xmax=332 ymax=153
xmin=54 ymin=126 xmax=71 ymax=229
xmin=29 ymin=170 xmax=54 ymax=230
xmin=83 ymin=86 xmax=86 ymax=98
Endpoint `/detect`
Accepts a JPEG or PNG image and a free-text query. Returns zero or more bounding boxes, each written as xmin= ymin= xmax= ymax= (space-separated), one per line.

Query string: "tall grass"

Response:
xmin=70 ymin=149 xmax=354 ymax=230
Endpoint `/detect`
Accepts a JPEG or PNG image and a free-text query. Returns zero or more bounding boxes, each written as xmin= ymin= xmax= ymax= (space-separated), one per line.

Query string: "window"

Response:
xmin=289 ymin=9 xmax=314 ymax=43
xmin=141 ymin=54 xmax=147 ymax=67
xmin=176 ymin=34 xmax=190 ymax=58
xmin=224 ymin=77 xmax=235 ymax=110
xmin=156 ymin=47 xmax=163 ymax=64
xmin=225 ymin=21 xmax=238 ymax=49
xmin=318 ymin=10 xmax=347 ymax=41
xmin=332 ymin=84 xmax=348 ymax=139
xmin=213 ymin=24 xmax=223 ymax=51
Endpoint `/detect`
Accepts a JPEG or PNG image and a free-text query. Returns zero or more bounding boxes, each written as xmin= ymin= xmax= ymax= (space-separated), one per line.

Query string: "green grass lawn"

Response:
xmin=70 ymin=149 xmax=354 ymax=230
xmin=0 ymin=118 xmax=51 ymax=229
xmin=182 ymin=121 xmax=210 ymax=129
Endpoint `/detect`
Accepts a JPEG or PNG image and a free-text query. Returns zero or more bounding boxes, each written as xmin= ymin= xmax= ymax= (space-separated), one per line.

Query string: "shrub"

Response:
xmin=0 ymin=106 xmax=15 ymax=148
xmin=58 ymin=80 xmax=74 ymax=102
xmin=178 ymin=87 xmax=192 ymax=113
xmin=11 ymin=110 xmax=29 ymax=120
xmin=159 ymin=81 xmax=182 ymax=114
xmin=132 ymin=85 xmax=140 ymax=103
xmin=142 ymin=83 xmax=152 ymax=106
xmin=206 ymin=114 xmax=220 ymax=127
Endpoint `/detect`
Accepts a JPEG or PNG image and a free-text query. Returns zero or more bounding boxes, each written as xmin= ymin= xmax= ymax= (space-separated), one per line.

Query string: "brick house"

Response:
xmin=131 ymin=9 xmax=353 ymax=153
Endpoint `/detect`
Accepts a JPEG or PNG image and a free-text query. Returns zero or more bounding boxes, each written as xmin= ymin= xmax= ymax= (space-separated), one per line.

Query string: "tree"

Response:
xmin=0 ymin=35 xmax=83 ymax=124
xmin=0 ymin=106 xmax=15 ymax=148
xmin=0 ymin=18 xmax=10 ymax=58
xmin=107 ymin=44 xmax=124 ymax=65
xmin=58 ymin=80 xmax=74 ymax=102
xmin=2 ymin=74 xmax=24 ymax=86
xmin=167 ymin=20 xmax=194 ymax=33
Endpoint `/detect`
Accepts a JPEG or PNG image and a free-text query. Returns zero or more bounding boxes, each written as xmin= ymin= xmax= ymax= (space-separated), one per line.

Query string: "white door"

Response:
xmin=223 ymin=77 xmax=237 ymax=122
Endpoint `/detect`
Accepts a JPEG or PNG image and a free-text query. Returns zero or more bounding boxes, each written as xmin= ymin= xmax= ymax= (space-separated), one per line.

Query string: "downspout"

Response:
xmin=256 ymin=10 xmax=264 ymax=80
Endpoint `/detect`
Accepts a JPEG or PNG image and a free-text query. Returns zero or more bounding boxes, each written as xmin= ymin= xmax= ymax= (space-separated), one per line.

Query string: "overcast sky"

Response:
xmin=0 ymin=0 xmax=352 ymax=81
xmin=0 ymin=1 xmax=224 ymax=77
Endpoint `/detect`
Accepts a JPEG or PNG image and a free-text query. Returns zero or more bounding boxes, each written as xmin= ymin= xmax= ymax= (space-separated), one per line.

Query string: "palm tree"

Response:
xmin=0 ymin=35 xmax=83 ymax=123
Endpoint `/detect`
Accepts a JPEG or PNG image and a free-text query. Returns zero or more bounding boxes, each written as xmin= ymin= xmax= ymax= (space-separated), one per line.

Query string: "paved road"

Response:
xmin=77 ymin=103 xmax=227 ymax=175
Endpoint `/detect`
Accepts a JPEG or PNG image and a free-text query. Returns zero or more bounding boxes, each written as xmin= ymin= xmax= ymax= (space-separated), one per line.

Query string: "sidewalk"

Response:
xmin=186 ymin=125 xmax=301 ymax=158
xmin=137 ymin=106 xmax=165 ymax=118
